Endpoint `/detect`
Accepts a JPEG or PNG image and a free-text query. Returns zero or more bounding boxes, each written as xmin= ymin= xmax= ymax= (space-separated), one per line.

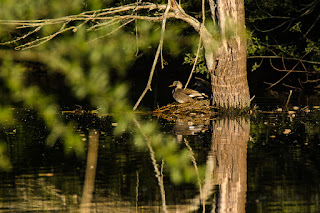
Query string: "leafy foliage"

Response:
xmin=183 ymin=52 xmax=209 ymax=78
xmin=0 ymin=0 xmax=204 ymax=184
xmin=245 ymin=0 xmax=320 ymax=72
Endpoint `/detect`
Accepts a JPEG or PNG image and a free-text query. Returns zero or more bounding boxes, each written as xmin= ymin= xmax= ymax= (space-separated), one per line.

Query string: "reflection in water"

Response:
xmin=211 ymin=118 xmax=249 ymax=213
xmin=170 ymin=117 xmax=250 ymax=213
xmin=173 ymin=119 xmax=209 ymax=142
xmin=80 ymin=129 xmax=99 ymax=212
xmin=134 ymin=118 xmax=168 ymax=212
xmin=1 ymin=109 xmax=320 ymax=212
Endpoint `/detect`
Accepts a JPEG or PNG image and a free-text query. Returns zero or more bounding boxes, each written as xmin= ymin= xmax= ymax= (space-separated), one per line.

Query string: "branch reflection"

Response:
xmin=80 ymin=129 xmax=99 ymax=212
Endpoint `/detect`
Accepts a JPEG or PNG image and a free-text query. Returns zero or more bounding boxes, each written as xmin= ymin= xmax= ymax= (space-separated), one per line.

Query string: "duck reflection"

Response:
xmin=173 ymin=119 xmax=209 ymax=142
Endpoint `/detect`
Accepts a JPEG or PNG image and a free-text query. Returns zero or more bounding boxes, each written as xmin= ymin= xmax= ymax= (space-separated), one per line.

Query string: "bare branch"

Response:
xmin=0 ymin=3 xmax=166 ymax=27
xmin=133 ymin=1 xmax=172 ymax=111
xmin=185 ymin=38 xmax=202 ymax=89
xmin=0 ymin=2 xmax=167 ymax=49
xmin=185 ymin=0 xmax=205 ymax=89
xmin=267 ymin=58 xmax=302 ymax=89
xmin=170 ymin=1 xmax=201 ymax=31
xmin=248 ymin=55 xmax=320 ymax=65
xmin=88 ymin=19 xmax=135 ymax=43
xmin=16 ymin=23 xmax=75 ymax=50
xmin=0 ymin=25 xmax=43 ymax=45
xmin=269 ymin=59 xmax=313 ymax=73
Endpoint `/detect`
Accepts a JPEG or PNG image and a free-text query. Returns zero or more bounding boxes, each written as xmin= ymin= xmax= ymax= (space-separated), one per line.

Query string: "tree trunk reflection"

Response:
xmin=174 ymin=117 xmax=249 ymax=212
xmin=211 ymin=117 xmax=249 ymax=213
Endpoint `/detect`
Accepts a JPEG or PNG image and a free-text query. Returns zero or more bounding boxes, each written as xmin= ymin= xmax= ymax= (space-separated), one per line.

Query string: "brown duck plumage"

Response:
xmin=169 ymin=81 xmax=205 ymax=103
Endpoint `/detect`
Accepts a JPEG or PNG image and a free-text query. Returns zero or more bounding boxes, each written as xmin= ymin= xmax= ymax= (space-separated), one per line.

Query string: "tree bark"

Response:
xmin=171 ymin=0 xmax=250 ymax=109
xmin=208 ymin=0 xmax=250 ymax=109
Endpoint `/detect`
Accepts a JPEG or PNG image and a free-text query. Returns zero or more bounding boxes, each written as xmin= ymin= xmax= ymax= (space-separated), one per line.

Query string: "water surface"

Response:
xmin=0 ymin=99 xmax=320 ymax=212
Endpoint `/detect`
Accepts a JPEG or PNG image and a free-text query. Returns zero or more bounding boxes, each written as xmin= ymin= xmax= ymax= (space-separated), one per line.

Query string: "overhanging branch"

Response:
xmin=0 ymin=2 xmax=167 ymax=50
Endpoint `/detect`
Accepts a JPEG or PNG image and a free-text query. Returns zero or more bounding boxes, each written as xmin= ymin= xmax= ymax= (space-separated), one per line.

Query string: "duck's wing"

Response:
xmin=184 ymin=88 xmax=206 ymax=98
xmin=173 ymin=89 xmax=194 ymax=103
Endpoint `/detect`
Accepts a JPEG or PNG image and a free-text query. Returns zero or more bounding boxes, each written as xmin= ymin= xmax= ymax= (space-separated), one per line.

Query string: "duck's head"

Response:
xmin=169 ymin=81 xmax=183 ymax=89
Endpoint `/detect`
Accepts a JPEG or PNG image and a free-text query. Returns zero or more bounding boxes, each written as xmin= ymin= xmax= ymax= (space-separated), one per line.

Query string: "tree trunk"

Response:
xmin=205 ymin=0 xmax=250 ymax=109
xmin=172 ymin=0 xmax=250 ymax=109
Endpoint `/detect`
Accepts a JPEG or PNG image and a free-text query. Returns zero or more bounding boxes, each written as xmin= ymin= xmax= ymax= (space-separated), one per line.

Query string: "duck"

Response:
xmin=169 ymin=81 xmax=206 ymax=103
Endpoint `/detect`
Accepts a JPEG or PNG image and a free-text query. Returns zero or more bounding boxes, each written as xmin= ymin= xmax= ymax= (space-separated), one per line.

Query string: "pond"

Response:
xmin=0 ymin=96 xmax=320 ymax=213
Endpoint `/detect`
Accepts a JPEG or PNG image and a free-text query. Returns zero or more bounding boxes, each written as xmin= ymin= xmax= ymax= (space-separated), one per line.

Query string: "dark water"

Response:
xmin=0 ymin=99 xmax=320 ymax=212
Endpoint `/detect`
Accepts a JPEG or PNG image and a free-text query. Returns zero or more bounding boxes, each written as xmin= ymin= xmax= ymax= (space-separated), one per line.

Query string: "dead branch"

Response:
xmin=0 ymin=2 xmax=167 ymax=49
xmin=16 ymin=23 xmax=76 ymax=50
xmin=282 ymin=83 xmax=302 ymax=91
xmin=88 ymin=19 xmax=135 ymax=43
xmin=302 ymin=78 xmax=320 ymax=83
xmin=184 ymin=0 xmax=206 ymax=89
xmin=0 ymin=3 xmax=166 ymax=27
xmin=133 ymin=1 xmax=172 ymax=111
xmin=185 ymin=38 xmax=202 ymax=89
xmin=269 ymin=58 xmax=310 ymax=73
xmin=248 ymin=55 xmax=320 ymax=65
xmin=267 ymin=59 xmax=301 ymax=89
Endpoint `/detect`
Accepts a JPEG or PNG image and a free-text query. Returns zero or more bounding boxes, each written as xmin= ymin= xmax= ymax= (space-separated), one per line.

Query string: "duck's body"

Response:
xmin=169 ymin=81 xmax=206 ymax=103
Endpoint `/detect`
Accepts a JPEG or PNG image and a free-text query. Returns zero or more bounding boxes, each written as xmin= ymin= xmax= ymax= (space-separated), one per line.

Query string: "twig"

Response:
xmin=184 ymin=0 xmax=205 ymax=89
xmin=250 ymin=95 xmax=255 ymax=102
xmin=267 ymin=58 xmax=301 ymax=89
xmin=248 ymin=55 xmax=320 ymax=65
xmin=285 ymin=90 xmax=292 ymax=108
xmin=0 ymin=3 xmax=166 ymax=26
xmin=15 ymin=23 xmax=75 ymax=50
xmin=73 ymin=11 xmax=98 ymax=32
xmin=282 ymin=83 xmax=302 ymax=91
xmin=185 ymin=37 xmax=202 ymax=89
xmin=87 ymin=18 xmax=119 ymax=31
xmin=89 ymin=18 xmax=135 ymax=43
xmin=0 ymin=3 xmax=167 ymax=49
xmin=133 ymin=1 xmax=171 ymax=110
xmin=0 ymin=25 xmax=43 ymax=45
xmin=302 ymin=78 xmax=320 ymax=83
